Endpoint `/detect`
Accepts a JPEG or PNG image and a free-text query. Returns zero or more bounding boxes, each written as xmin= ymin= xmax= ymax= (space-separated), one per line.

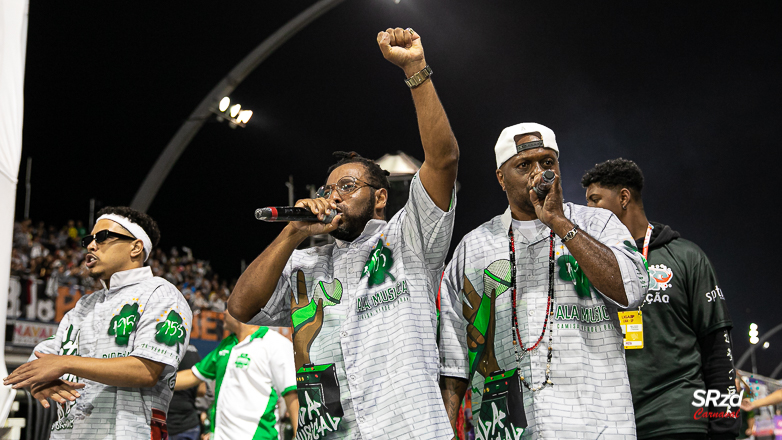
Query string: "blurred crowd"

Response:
xmin=10 ymin=219 xmax=234 ymax=315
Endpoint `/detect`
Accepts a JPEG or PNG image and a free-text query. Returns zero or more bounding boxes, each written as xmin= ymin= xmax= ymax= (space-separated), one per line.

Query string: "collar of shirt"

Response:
xmin=334 ymin=219 xmax=387 ymax=249
xmin=239 ymin=326 xmax=269 ymax=345
xmin=501 ymin=204 xmax=573 ymax=244
xmin=100 ymin=266 xmax=153 ymax=290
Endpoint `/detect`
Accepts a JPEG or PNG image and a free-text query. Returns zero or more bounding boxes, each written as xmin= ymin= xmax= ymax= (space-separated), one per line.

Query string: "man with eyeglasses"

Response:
xmin=228 ymin=28 xmax=460 ymax=439
xmin=4 ymin=206 xmax=192 ymax=440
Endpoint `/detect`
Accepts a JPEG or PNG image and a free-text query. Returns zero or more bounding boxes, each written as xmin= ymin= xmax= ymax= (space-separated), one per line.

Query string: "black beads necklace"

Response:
xmin=508 ymin=223 xmax=555 ymax=392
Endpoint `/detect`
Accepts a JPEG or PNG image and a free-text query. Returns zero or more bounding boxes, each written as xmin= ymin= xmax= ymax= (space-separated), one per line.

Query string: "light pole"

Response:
xmin=130 ymin=0 xmax=347 ymax=212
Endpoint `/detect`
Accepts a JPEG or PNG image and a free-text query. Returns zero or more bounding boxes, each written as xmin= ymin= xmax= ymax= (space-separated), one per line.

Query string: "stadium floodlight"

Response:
xmin=749 ymin=323 xmax=759 ymax=344
xmin=237 ymin=110 xmax=253 ymax=124
xmin=219 ymin=97 xmax=231 ymax=112
xmin=229 ymin=104 xmax=242 ymax=118
xmin=211 ymin=97 xmax=252 ymax=128
xmin=763 ymin=341 xmax=770 ymax=349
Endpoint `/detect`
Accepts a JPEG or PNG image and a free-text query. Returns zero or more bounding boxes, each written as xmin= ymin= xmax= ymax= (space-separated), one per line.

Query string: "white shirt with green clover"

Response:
xmin=30 ymin=266 xmax=192 ymax=439
xmin=192 ymin=327 xmax=296 ymax=440
xmin=439 ymin=205 xmax=649 ymax=440
xmin=249 ymin=172 xmax=457 ymax=440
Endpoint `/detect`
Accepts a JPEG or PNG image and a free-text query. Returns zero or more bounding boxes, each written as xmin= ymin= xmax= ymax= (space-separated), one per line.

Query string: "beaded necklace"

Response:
xmin=508 ymin=223 xmax=555 ymax=392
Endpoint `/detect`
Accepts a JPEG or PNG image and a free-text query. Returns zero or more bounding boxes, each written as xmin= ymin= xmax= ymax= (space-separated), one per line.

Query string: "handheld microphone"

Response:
xmin=255 ymin=207 xmax=337 ymax=224
xmin=533 ymin=170 xmax=556 ymax=199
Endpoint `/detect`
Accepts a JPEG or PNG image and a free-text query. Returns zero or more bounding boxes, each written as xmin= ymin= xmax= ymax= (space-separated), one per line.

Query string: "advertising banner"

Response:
xmin=12 ymin=321 xmax=58 ymax=347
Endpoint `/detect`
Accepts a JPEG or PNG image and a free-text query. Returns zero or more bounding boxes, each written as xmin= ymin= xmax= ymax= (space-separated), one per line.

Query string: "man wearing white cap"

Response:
xmin=5 ymin=206 xmax=192 ymax=440
xmin=438 ymin=123 xmax=648 ymax=439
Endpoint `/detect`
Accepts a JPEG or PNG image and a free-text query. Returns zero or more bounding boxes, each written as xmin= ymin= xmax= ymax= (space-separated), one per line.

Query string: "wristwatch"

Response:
xmin=561 ymin=226 xmax=579 ymax=243
xmin=404 ymin=65 xmax=433 ymax=89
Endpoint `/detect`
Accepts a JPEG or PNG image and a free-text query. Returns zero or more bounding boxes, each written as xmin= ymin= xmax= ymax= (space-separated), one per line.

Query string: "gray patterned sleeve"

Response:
xmin=402 ymin=171 xmax=457 ymax=270
xmin=439 ymin=239 xmax=470 ymax=380
xmin=129 ymin=282 xmax=192 ymax=369
xmin=588 ymin=211 xmax=648 ymax=309
xmin=247 ymin=257 xmax=294 ymax=327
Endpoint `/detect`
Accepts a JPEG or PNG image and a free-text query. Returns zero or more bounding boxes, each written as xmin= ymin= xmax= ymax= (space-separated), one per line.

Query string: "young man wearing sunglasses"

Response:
xmin=4 ymin=206 xmax=192 ymax=440
xmin=228 ymin=28 xmax=460 ymax=439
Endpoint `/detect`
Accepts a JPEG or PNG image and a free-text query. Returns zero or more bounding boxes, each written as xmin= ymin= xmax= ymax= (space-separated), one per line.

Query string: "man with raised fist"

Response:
xmin=228 ymin=28 xmax=460 ymax=439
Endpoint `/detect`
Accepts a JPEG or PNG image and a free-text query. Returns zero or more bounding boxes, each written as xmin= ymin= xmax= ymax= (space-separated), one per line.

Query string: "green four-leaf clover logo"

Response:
xmin=108 ymin=303 xmax=141 ymax=346
xmin=362 ymin=240 xmax=395 ymax=287
xmin=155 ymin=310 xmax=187 ymax=351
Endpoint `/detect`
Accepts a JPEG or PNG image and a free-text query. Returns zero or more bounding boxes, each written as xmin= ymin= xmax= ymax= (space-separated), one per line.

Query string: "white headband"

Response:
xmin=96 ymin=214 xmax=153 ymax=262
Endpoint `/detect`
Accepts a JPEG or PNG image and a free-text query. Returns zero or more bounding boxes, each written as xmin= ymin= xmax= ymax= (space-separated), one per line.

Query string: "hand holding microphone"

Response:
xmin=256 ymin=197 xmax=342 ymax=237
xmin=533 ymin=170 xmax=556 ymax=199
xmin=530 ymin=169 xmax=568 ymax=230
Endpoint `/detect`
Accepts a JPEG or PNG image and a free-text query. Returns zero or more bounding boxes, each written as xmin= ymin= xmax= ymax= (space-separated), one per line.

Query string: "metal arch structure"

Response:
xmin=735 ymin=322 xmax=782 ymax=372
xmin=770 ymin=360 xmax=782 ymax=379
xmin=131 ymin=0 xmax=346 ymax=212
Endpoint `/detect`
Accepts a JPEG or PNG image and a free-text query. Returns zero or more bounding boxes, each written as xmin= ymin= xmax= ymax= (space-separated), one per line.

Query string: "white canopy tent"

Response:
xmin=0 ymin=0 xmax=30 ymax=423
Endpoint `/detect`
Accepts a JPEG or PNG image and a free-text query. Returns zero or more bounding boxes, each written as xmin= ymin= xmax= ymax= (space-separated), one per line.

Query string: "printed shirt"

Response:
xmin=439 ymin=204 xmax=648 ymax=440
xmin=31 ymin=266 xmax=192 ymax=440
xmin=627 ymin=227 xmax=733 ymax=438
xmin=249 ymin=172 xmax=457 ymax=440
xmin=192 ymin=327 xmax=296 ymax=440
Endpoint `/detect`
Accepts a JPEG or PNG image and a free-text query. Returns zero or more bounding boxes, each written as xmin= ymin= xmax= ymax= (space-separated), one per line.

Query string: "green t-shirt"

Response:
xmin=628 ymin=225 xmax=732 ymax=438
xmin=192 ymin=327 xmax=296 ymax=440
xmin=194 ymin=334 xmax=238 ymax=434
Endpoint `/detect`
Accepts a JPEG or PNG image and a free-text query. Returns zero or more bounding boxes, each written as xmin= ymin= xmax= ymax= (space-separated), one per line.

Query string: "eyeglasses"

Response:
xmin=316 ymin=176 xmax=378 ymax=199
xmin=80 ymin=230 xmax=137 ymax=248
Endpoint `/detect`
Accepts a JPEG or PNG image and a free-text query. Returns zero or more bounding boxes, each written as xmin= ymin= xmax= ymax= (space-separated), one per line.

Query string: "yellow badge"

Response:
xmin=618 ymin=310 xmax=643 ymax=349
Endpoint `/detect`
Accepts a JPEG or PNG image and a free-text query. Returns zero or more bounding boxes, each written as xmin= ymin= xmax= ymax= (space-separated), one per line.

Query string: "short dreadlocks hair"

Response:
xmin=327 ymin=151 xmax=390 ymax=191
xmin=97 ymin=206 xmax=161 ymax=248
xmin=580 ymin=158 xmax=644 ymax=201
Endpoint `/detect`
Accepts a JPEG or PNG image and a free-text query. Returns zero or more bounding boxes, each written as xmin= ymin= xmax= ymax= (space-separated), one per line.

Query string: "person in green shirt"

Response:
xmin=582 ymin=158 xmax=739 ymax=440
xmin=175 ymin=311 xmax=298 ymax=440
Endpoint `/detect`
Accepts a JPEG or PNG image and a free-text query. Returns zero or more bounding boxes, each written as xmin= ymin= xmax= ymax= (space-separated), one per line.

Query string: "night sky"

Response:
xmin=16 ymin=1 xmax=782 ymax=375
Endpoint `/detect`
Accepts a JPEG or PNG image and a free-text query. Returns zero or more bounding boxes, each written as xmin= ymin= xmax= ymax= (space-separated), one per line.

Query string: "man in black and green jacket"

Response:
xmin=581 ymin=158 xmax=739 ymax=440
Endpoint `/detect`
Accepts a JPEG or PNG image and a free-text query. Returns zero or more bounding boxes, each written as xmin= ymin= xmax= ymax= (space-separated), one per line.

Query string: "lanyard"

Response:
xmin=636 ymin=223 xmax=654 ymax=312
xmin=641 ymin=223 xmax=653 ymax=260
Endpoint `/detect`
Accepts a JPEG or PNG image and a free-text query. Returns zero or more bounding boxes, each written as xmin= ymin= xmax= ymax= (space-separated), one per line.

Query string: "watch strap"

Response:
xmin=404 ymin=65 xmax=433 ymax=89
xmin=561 ymin=226 xmax=579 ymax=243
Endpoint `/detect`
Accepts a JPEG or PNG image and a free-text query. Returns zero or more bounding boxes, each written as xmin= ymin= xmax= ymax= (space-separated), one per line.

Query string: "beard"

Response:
xmin=508 ymin=185 xmax=536 ymax=215
xmin=330 ymin=192 xmax=376 ymax=242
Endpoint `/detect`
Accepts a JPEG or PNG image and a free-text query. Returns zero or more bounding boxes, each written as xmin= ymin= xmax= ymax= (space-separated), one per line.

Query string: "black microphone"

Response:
xmin=255 ymin=207 xmax=337 ymax=224
xmin=533 ymin=170 xmax=556 ymax=198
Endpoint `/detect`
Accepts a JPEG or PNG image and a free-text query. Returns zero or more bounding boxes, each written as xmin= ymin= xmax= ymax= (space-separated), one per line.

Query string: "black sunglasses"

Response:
xmin=80 ymin=230 xmax=137 ymax=248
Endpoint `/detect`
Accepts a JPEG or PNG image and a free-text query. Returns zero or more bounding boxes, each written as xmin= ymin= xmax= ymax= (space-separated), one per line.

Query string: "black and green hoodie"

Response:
xmin=628 ymin=222 xmax=738 ymax=439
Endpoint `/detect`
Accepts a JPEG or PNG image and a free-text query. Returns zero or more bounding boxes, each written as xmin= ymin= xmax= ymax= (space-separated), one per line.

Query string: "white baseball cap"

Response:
xmin=494 ymin=122 xmax=559 ymax=169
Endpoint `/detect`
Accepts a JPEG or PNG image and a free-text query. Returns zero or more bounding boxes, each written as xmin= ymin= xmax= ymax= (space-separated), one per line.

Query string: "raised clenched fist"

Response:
xmin=377 ymin=27 xmax=426 ymax=77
